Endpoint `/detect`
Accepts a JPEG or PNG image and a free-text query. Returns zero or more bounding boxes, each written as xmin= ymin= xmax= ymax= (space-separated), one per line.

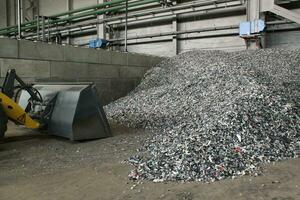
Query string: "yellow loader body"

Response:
xmin=0 ymin=92 xmax=40 ymax=129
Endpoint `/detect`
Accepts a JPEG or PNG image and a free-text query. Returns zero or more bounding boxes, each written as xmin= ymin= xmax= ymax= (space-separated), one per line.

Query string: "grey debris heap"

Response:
xmin=105 ymin=49 xmax=300 ymax=182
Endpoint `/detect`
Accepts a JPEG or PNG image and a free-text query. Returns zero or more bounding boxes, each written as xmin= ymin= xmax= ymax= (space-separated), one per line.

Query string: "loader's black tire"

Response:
xmin=0 ymin=105 xmax=8 ymax=139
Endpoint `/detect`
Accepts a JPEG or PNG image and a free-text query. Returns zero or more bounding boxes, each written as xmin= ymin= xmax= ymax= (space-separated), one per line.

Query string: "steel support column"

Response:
xmin=261 ymin=0 xmax=300 ymax=24
xmin=97 ymin=0 xmax=107 ymax=40
xmin=67 ymin=0 xmax=73 ymax=44
xmin=124 ymin=0 xmax=128 ymax=52
xmin=172 ymin=15 xmax=178 ymax=55
xmin=246 ymin=0 xmax=263 ymax=49
xmin=17 ymin=0 xmax=22 ymax=38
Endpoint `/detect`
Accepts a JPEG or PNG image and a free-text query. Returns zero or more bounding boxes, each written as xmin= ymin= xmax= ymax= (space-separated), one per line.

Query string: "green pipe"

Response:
xmin=0 ymin=0 xmax=153 ymax=33
xmin=0 ymin=21 xmax=35 ymax=32
xmin=2 ymin=0 xmax=158 ymax=35
xmin=50 ymin=0 xmax=126 ymax=18
xmin=55 ymin=1 xmax=158 ymax=24
xmin=0 ymin=0 xmax=159 ymax=35
xmin=0 ymin=0 xmax=157 ymax=35
xmin=50 ymin=0 xmax=158 ymax=24
xmin=0 ymin=0 xmax=126 ymax=33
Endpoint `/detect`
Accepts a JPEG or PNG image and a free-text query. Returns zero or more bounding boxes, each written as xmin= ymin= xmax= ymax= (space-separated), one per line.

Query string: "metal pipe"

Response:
xmin=125 ymin=0 xmax=128 ymax=52
xmin=50 ymin=0 xmax=127 ymax=18
xmin=49 ymin=0 xmax=237 ymax=32
xmin=110 ymin=24 xmax=239 ymax=42
xmin=36 ymin=16 xmax=39 ymax=40
xmin=17 ymin=0 xmax=22 ymax=38
xmin=0 ymin=0 xmax=126 ymax=32
xmin=50 ymin=0 xmax=159 ymax=24
xmin=65 ymin=0 xmax=241 ymax=25
xmin=63 ymin=26 xmax=239 ymax=46
xmin=42 ymin=16 xmax=45 ymax=41
xmin=0 ymin=0 xmax=158 ymax=35
xmin=111 ymin=4 xmax=245 ymax=27
xmin=24 ymin=3 xmax=245 ymax=39
xmin=111 ymin=32 xmax=240 ymax=47
xmin=3 ymin=0 xmax=242 ymax=36
xmin=59 ymin=19 xmax=299 ymax=43
xmin=57 ymin=25 xmax=238 ymax=41
xmin=0 ymin=0 xmax=159 ymax=35
xmin=47 ymin=18 xmax=51 ymax=41
xmin=0 ymin=0 xmax=243 ymax=34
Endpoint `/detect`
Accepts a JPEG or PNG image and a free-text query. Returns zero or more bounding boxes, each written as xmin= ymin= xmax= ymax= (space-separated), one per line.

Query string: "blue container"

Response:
xmin=239 ymin=20 xmax=265 ymax=37
xmin=89 ymin=38 xmax=108 ymax=48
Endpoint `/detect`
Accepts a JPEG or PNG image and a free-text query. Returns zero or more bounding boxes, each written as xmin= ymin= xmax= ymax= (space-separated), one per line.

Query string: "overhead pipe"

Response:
xmin=109 ymin=24 xmax=239 ymax=42
xmin=0 ymin=0 xmax=159 ymax=35
xmin=52 ymin=25 xmax=238 ymax=42
xmin=110 ymin=33 xmax=240 ymax=47
xmin=57 ymin=25 xmax=239 ymax=46
xmin=125 ymin=0 xmax=128 ymax=52
xmin=50 ymin=0 xmax=127 ymax=18
xmin=1 ymin=0 xmax=240 ymax=34
xmin=67 ymin=21 xmax=300 ymax=46
xmin=22 ymin=0 xmax=244 ymax=38
xmin=2 ymin=0 xmax=241 ymax=36
xmin=56 ymin=0 xmax=237 ymax=30
xmin=17 ymin=0 xmax=22 ymax=38
xmin=48 ymin=0 xmax=159 ymax=24
xmin=24 ymin=3 xmax=245 ymax=40
xmin=0 ymin=0 xmax=126 ymax=32
xmin=29 ymin=18 xmax=297 ymax=43
xmin=112 ymin=5 xmax=245 ymax=27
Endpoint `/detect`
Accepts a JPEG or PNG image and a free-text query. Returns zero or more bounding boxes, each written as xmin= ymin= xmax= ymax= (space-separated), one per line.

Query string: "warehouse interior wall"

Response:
xmin=0 ymin=0 xmax=8 ymax=28
xmin=0 ymin=38 xmax=163 ymax=105
xmin=2 ymin=0 xmax=300 ymax=56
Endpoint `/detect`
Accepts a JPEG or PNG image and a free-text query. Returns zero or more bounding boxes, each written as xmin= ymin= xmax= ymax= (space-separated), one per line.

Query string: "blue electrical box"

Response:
xmin=239 ymin=20 xmax=265 ymax=37
xmin=89 ymin=38 xmax=108 ymax=48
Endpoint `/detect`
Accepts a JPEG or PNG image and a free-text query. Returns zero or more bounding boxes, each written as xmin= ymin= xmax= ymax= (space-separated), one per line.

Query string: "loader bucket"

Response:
xmin=18 ymin=83 xmax=111 ymax=141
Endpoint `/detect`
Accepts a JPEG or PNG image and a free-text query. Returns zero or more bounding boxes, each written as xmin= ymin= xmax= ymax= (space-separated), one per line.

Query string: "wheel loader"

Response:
xmin=0 ymin=69 xmax=111 ymax=141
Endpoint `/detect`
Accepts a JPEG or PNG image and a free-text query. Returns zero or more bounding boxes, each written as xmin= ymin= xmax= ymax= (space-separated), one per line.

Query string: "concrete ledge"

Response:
xmin=64 ymin=46 xmax=98 ymax=63
xmin=0 ymin=58 xmax=50 ymax=78
xmin=0 ymin=38 xmax=18 ymax=59
xmin=19 ymin=40 xmax=64 ymax=61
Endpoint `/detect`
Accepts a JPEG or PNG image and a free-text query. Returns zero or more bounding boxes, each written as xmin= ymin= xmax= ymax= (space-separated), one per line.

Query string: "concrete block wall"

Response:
xmin=0 ymin=38 xmax=164 ymax=105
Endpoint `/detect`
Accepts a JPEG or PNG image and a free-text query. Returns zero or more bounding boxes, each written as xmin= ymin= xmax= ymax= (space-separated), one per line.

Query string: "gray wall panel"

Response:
xmin=39 ymin=0 xmax=68 ymax=16
xmin=73 ymin=0 xmax=97 ymax=9
xmin=266 ymin=30 xmax=300 ymax=49
xmin=0 ymin=0 xmax=7 ymax=28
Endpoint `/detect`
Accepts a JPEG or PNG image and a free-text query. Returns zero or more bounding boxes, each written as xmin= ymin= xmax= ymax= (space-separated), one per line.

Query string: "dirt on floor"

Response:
xmin=0 ymin=123 xmax=299 ymax=200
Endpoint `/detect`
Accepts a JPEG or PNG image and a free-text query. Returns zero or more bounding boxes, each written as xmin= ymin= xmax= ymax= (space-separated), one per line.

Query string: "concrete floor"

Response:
xmin=0 ymin=123 xmax=299 ymax=200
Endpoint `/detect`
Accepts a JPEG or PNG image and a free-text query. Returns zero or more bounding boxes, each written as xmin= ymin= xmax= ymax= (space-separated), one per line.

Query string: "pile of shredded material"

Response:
xmin=105 ymin=49 xmax=300 ymax=182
